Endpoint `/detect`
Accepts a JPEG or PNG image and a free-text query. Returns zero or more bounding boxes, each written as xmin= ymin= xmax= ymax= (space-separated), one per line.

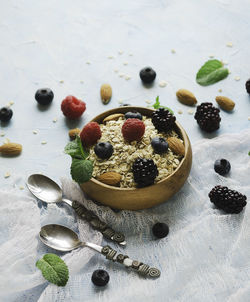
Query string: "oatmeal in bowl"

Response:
xmin=68 ymin=106 xmax=192 ymax=210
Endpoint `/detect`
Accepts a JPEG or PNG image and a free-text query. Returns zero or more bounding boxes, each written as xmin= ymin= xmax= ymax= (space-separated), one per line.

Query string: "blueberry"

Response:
xmin=0 ymin=107 xmax=13 ymax=122
xmin=151 ymin=137 xmax=168 ymax=154
xmin=139 ymin=67 xmax=156 ymax=84
xmin=35 ymin=88 xmax=54 ymax=105
xmin=245 ymin=79 xmax=250 ymax=94
xmin=91 ymin=269 xmax=110 ymax=286
xmin=125 ymin=111 xmax=142 ymax=120
xmin=152 ymin=223 xmax=169 ymax=239
xmin=94 ymin=142 xmax=114 ymax=159
xmin=214 ymin=159 xmax=231 ymax=175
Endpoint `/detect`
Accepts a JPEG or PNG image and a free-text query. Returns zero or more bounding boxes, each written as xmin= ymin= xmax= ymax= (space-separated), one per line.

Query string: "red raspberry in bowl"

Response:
xmin=80 ymin=122 xmax=102 ymax=147
xmin=61 ymin=95 xmax=86 ymax=119
xmin=122 ymin=118 xmax=145 ymax=142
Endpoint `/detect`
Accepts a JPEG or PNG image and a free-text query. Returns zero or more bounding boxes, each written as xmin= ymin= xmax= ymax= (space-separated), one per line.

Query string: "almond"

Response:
xmin=176 ymin=89 xmax=197 ymax=106
xmin=100 ymin=84 xmax=112 ymax=104
xmin=0 ymin=142 xmax=22 ymax=156
xmin=97 ymin=171 xmax=121 ymax=186
xmin=167 ymin=137 xmax=185 ymax=156
xmin=69 ymin=128 xmax=81 ymax=140
xmin=103 ymin=113 xmax=124 ymax=123
xmin=215 ymin=96 xmax=235 ymax=111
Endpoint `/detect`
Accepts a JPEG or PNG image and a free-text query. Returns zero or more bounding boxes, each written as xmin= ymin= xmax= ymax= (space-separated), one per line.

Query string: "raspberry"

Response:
xmin=80 ymin=122 xmax=101 ymax=146
xmin=61 ymin=95 xmax=86 ymax=119
xmin=121 ymin=118 xmax=145 ymax=142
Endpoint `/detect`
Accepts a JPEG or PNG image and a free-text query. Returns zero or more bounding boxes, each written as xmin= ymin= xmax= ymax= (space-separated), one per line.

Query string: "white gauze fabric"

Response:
xmin=1 ymin=129 xmax=250 ymax=302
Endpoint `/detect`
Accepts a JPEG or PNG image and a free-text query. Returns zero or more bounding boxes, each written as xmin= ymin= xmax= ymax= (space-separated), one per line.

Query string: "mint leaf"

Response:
xmin=71 ymin=158 xmax=93 ymax=183
xmin=248 ymin=151 xmax=250 ymax=156
xmin=36 ymin=253 xmax=69 ymax=287
xmin=64 ymin=137 xmax=89 ymax=160
xmin=152 ymin=96 xmax=174 ymax=114
xmin=196 ymin=59 xmax=229 ymax=86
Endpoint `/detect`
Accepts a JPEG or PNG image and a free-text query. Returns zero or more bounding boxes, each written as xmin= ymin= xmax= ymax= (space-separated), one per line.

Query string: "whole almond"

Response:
xmin=176 ymin=89 xmax=197 ymax=106
xmin=167 ymin=137 xmax=185 ymax=156
xmin=0 ymin=142 xmax=22 ymax=156
xmin=100 ymin=84 xmax=112 ymax=104
xmin=215 ymin=96 xmax=235 ymax=111
xmin=103 ymin=113 xmax=124 ymax=123
xmin=69 ymin=128 xmax=81 ymax=140
xmin=97 ymin=171 xmax=121 ymax=186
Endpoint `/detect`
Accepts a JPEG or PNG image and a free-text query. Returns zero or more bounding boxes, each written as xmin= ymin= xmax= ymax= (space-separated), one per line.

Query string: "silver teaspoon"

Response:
xmin=27 ymin=174 xmax=126 ymax=245
xmin=40 ymin=224 xmax=160 ymax=278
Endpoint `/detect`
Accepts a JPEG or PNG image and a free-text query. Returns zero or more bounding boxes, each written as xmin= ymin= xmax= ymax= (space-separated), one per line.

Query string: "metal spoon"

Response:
xmin=40 ymin=224 xmax=160 ymax=278
xmin=27 ymin=174 xmax=126 ymax=245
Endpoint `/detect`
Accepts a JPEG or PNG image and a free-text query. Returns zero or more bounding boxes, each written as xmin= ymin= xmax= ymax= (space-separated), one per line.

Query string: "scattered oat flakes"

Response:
xmin=0 ymin=132 xmax=5 ymax=137
xmin=59 ymin=80 xmax=64 ymax=83
xmin=19 ymin=186 xmax=24 ymax=190
xmin=248 ymin=117 xmax=250 ymax=121
xmin=4 ymin=172 xmax=10 ymax=178
xmin=218 ymin=89 xmax=222 ymax=93
xmin=53 ymin=118 xmax=57 ymax=123
xmin=123 ymin=62 xmax=128 ymax=65
xmin=125 ymin=75 xmax=131 ymax=80
xmin=159 ymin=81 xmax=167 ymax=87
xmin=119 ymin=73 xmax=125 ymax=78
xmin=33 ymin=130 xmax=38 ymax=134
xmin=171 ymin=49 xmax=176 ymax=53
xmin=80 ymin=80 xmax=84 ymax=84
xmin=178 ymin=110 xmax=183 ymax=114
xmin=86 ymin=61 xmax=91 ymax=65
xmin=118 ymin=99 xmax=123 ymax=104
xmin=188 ymin=109 xmax=194 ymax=115
xmin=107 ymin=55 xmax=114 ymax=59
xmin=234 ymin=76 xmax=240 ymax=81
xmin=118 ymin=50 xmax=123 ymax=55
xmin=226 ymin=42 xmax=233 ymax=47
xmin=114 ymin=69 xmax=119 ymax=73
xmin=41 ymin=141 xmax=47 ymax=145
xmin=209 ymin=55 xmax=214 ymax=58
xmin=145 ymin=100 xmax=151 ymax=104
xmin=223 ymin=61 xmax=228 ymax=65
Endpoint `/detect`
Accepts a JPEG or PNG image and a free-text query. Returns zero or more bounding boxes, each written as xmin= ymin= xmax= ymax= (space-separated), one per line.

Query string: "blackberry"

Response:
xmin=132 ymin=158 xmax=158 ymax=187
xmin=151 ymin=108 xmax=176 ymax=132
xmin=194 ymin=102 xmax=221 ymax=132
xmin=209 ymin=185 xmax=247 ymax=214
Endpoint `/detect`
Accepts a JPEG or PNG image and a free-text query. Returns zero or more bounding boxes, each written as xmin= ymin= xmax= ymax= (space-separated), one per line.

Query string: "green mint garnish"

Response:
xmin=65 ymin=136 xmax=93 ymax=183
xmin=70 ymin=158 xmax=93 ymax=183
xmin=248 ymin=151 xmax=250 ymax=156
xmin=64 ymin=136 xmax=89 ymax=160
xmin=153 ymin=96 xmax=174 ymax=114
xmin=36 ymin=253 xmax=69 ymax=287
xmin=196 ymin=59 xmax=229 ymax=86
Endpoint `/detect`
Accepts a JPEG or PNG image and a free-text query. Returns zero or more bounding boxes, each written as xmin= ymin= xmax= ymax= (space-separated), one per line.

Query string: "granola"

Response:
xmin=88 ymin=115 xmax=183 ymax=188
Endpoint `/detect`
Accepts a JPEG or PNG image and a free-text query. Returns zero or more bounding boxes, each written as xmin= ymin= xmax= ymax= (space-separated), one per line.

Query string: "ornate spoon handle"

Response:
xmin=69 ymin=200 xmax=126 ymax=245
xmin=84 ymin=243 xmax=160 ymax=278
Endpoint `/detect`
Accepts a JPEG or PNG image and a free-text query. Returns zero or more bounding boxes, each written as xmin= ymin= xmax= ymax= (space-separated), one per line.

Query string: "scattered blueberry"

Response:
xmin=214 ymin=159 xmax=231 ymax=175
xmin=246 ymin=79 xmax=250 ymax=94
xmin=139 ymin=67 xmax=156 ymax=84
xmin=35 ymin=88 xmax=54 ymax=105
xmin=91 ymin=269 xmax=110 ymax=286
xmin=0 ymin=107 xmax=13 ymax=122
xmin=151 ymin=137 xmax=169 ymax=154
xmin=125 ymin=111 xmax=142 ymax=120
xmin=94 ymin=142 xmax=114 ymax=159
xmin=152 ymin=222 xmax=169 ymax=239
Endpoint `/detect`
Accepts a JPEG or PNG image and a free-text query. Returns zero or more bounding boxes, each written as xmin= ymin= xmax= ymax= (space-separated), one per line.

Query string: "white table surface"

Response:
xmin=0 ymin=0 xmax=250 ymax=301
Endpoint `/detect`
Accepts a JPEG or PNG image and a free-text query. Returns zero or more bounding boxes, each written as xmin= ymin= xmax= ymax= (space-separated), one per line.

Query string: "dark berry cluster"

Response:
xmin=209 ymin=185 xmax=247 ymax=214
xmin=194 ymin=102 xmax=221 ymax=132
xmin=132 ymin=158 xmax=158 ymax=187
xmin=152 ymin=108 xmax=176 ymax=132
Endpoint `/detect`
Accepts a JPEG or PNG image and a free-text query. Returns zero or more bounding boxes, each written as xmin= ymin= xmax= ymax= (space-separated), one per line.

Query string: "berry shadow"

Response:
xmin=36 ymin=103 xmax=52 ymax=112
xmin=199 ymin=129 xmax=221 ymax=139
xmin=0 ymin=121 xmax=11 ymax=128
xmin=64 ymin=117 xmax=84 ymax=129
xmin=141 ymin=82 xmax=155 ymax=89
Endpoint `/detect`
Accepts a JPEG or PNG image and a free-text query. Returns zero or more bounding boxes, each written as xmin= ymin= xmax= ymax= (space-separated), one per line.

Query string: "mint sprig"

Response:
xmin=36 ymin=253 xmax=69 ymax=287
xmin=153 ymin=96 xmax=174 ymax=114
xmin=196 ymin=59 xmax=229 ymax=86
xmin=65 ymin=136 xmax=93 ymax=183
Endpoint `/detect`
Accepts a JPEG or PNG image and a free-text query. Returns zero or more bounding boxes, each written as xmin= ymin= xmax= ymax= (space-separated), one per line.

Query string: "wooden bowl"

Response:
xmin=81 ymin=107 xmax=192 ymax=210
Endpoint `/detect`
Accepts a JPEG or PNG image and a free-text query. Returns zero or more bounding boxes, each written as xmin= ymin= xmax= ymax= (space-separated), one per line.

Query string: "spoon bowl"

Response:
xmin=40 ymin=224 xmax=82 ymax=252
xmin=27 ymin=174 xmax=62 ymax=203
